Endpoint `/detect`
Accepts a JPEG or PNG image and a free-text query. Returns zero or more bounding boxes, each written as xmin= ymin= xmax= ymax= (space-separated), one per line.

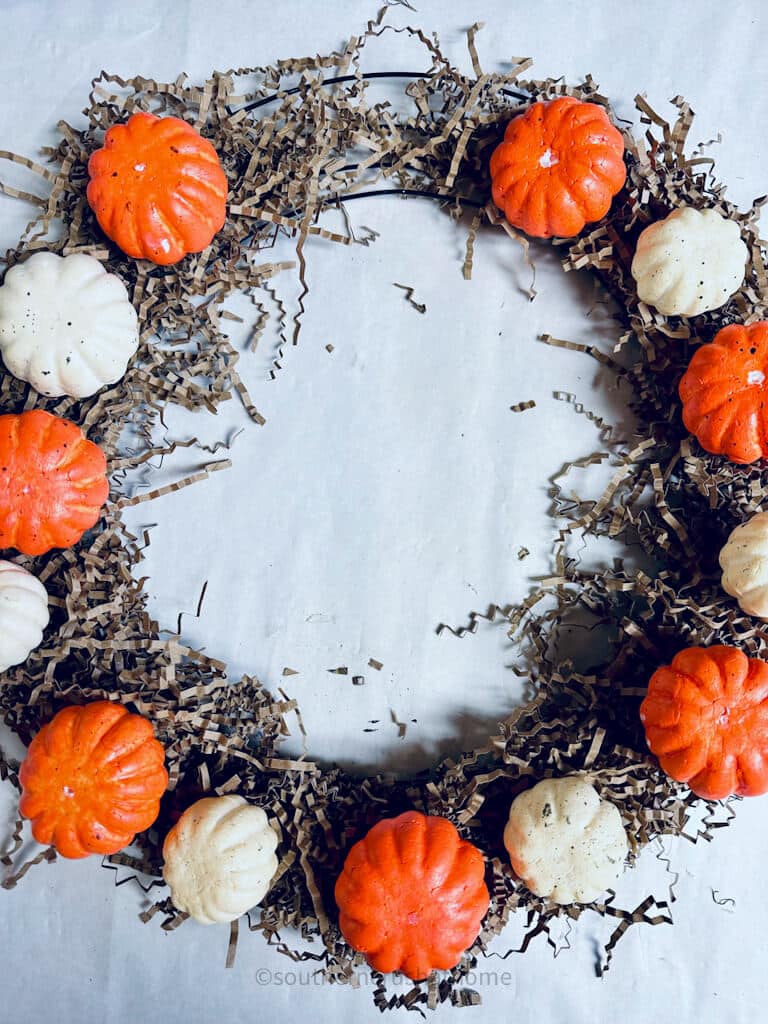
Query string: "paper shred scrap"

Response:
xmin=437 ymin=603 xmax=514 ymax=638
xmin=393 ymin=283 xmax=427 ymax=314
xmin=226 ymin=918 xmax=239 ymax=968
xmin=0 ymin=817 xmax=23 ymax=868
xmin=1 ymin=845 xmax=57 ymax=890
xmin=328 ymin=667 xmax=349 ymax=675
xmin=282 ymin=667 xmax=299 ymax=677
xmin=484 ymin=201 xmax=538 ymax=300
xmin=114 ymin=460 xmax=232 ymax=510
xmin=176 ymin=580 xmax=208 ymax=635
xmin=510 ymin=400 xmax=536 ymax=413
xmin=462 ymin=212 xmax=482 ymax=280
xmin=368 ymin=658 xmax=383 ymax=671
xmin=325 ymin=343 xmax=335 ymax=353
xmin=352 ymin=676 xmax=365 ymax=686
xmin=517 ymin=546 xmax=530 ymax=560
xmin=389 ymin=709 xmax=407 ymax=739
xmin=710 ymin=889 xmax=736 ymax=912
xmin=466 ymin=22 xmax=485 ymax=79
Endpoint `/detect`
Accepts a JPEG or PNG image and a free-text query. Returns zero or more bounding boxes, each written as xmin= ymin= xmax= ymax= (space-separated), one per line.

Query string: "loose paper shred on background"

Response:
xmin=389 ymin=709 xmax=408 ymax=739
xmin=0 ymin=5 xmax=762 ymax=1011
xmin=393 ymin=282 xmax=427 ymax=314
xmin=710 ymin=889 xmax=736 ymax=912
xmin=510 ymin=400 xmax=536 ymax=413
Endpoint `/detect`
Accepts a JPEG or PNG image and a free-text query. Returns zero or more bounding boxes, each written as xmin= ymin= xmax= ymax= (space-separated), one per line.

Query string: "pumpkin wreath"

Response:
xmin=1 ymin=10 xmax=767 ymax=1013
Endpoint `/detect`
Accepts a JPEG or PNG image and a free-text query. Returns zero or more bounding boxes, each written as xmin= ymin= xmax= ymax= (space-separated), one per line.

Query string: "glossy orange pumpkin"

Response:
xmin=0 ymin=410 xmax=109 ymax=556
xmin=19 ymin=701 xmax=168 ymax=859
xmin=640 ymin=646 xmax=768 ymax=800
xmin=679 ymin=321 xmax=768 ymax=464
xmin=87 ymin=112 xmax=228 ymax=265
xmin=489 ymin=97 xmax=626 ymax=238
xmin=334 ymin=810 xmax=489 ymax=979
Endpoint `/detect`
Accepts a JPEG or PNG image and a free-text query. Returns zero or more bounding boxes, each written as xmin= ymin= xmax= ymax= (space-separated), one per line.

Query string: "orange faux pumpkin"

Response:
xmin=640 ymin=645 xmax=768 ymax=800
xmin=679 ymin=321 xmax=768 ymax=464
xmin=0 ymin=410 xmax=109 ymax=556
xmin=489 ymin=96 xmax=626 ymax=239
xmin=334 ymin=810 xmax=489 ymax=980
xmin=87 ymin=112 xmax=228 ymax=265
xmin=19 ymin=701 xmax=168 ymax=859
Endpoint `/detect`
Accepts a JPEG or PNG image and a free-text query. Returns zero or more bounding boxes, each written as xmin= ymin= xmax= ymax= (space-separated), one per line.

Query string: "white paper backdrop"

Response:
xmin=1 ymin=1 xmax=767 ymax=1021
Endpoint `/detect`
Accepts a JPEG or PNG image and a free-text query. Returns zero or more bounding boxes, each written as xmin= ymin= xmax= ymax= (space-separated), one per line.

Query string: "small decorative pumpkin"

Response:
xmin=503 ymin=777 xmax=627 ymax=904
xmin=87 ymin=112 xmax=228 ymax=265
xmin=334 ymin=810 xmax=489 ymax=980
xmin=719 ymin=511 xmax=768 ymax=618
xmin=640 ymin=645 xmax=768 ymax=800
xmin=0 ymin=252 xmax=139 ymax=399
xmin=0 ymin=561 xmax=49 ymax=672
xmin=489 ymin=96 xmax=626 ymax=239
xmin=162 ymin=794 xmax=279 ymax=924
xmin=631 ymin=206 xmax=747 ymax=317
xmin=0 ymin=410 xmax=109 ymax=556
xmin=19 ymin=701 xmax=168 ymax=858
xmin=679 ymin=321 xmax=768 ymax=464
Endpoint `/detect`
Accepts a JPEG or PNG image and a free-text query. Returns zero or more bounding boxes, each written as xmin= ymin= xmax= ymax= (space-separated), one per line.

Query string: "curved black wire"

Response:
xmin=234 ymin=71 xmax=431 ymax=114
xmin=326 ymin=187 xmax=484 ymax=209
xmin=231 ymin=69 xmax=530 ymax=116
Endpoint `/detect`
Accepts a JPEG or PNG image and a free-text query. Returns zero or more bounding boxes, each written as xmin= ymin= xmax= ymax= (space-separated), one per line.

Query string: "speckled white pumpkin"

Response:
xmin=162 ymin=794 xmax=279 ymax=924
xmin=503 ymin=776 xmax=627 ymax=904
xmin=0 ymin=561 xmax=49 ymax=673
xmin=0 ymin=252 xmax=138 ymax=398
xmin=630 ymin=206 xmax=747 ymax=317
xmin=719 ymin=511 xmax=768 ymax=619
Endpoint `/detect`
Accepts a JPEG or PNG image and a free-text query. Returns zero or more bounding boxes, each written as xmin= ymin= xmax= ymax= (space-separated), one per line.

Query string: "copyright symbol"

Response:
xmin=255 ymin=968 xmax=272 ymax=986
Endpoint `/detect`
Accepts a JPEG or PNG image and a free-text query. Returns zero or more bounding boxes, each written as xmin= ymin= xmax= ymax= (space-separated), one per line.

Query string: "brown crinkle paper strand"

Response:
xmin=0 ymin=7 xmax=762 ymax=1012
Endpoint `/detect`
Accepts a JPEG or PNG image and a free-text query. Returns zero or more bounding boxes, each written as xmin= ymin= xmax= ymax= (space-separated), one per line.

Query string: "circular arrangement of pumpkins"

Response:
xmin=1 ymin=95 xmax=768 ymax=982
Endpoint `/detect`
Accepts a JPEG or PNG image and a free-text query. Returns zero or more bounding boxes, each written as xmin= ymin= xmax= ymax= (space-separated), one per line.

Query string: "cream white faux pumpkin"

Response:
xmin=503 ymin=776 xmax=627 ymax=904
xmin=162 ymin=794 xmax=279 ymax=924
xmin=0 ymin=561 xmax=49 ymax=672
xmin=630 ymin=206 xmax=747 ymax=317
xmin=0 ymin=252 xmax=138 ymax=398
xmin=719 ymin=511 xmax=768 ymax=619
